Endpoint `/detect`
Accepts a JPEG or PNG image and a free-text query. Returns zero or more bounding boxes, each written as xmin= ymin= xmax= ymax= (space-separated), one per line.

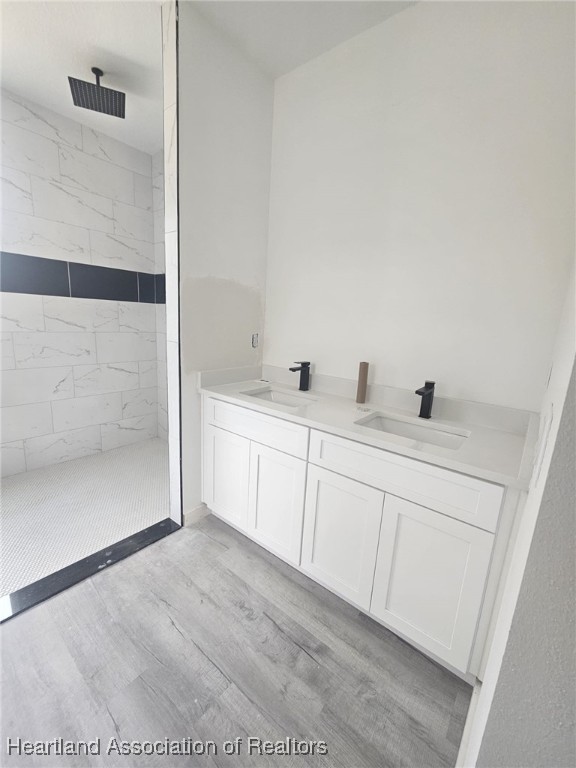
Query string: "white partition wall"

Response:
xmin=162 ymin=0 xmax=181 ymax=524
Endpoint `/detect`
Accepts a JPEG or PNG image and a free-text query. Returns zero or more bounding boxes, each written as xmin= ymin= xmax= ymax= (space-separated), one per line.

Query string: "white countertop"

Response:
xmin=200 ymin=380 xmax=539 ymax=489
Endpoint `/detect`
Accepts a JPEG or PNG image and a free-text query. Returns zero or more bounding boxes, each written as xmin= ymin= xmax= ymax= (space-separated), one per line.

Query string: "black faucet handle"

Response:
xmin=416 ymin=380 xmax=435 ymax=394
xmin=289 ymin=361 xmax=311 ymax=391
xmin=294 ymin=361 xmax=310 ymax=367
xmin=415 ymin=380 xmax=435 ymax=419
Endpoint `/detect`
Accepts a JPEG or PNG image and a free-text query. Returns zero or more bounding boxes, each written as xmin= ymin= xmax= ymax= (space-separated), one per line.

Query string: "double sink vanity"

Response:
xmin=200 ymin=377 xmax=537 ymax=679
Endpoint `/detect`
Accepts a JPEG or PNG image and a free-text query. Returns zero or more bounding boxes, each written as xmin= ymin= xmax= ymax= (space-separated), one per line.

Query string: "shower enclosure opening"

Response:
xmin=0 ymin=0 xmax=180 ymax=619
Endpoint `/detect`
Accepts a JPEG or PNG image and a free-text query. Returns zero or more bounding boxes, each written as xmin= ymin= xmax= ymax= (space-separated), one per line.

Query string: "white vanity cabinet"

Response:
xmin=247 ymin=443 xmax=306 ymax=565
xmin=202 ymin=397 xmax=309 ymax=566
xmin=201 ymin=395 xmax=507 ymax=675
xmin=301 ymin=465 xmax=384 ymax=609
xmin=370 ymin=495 xmax=494 ymax=670
xmin=203 ymin=424 xmax=250 ymax=529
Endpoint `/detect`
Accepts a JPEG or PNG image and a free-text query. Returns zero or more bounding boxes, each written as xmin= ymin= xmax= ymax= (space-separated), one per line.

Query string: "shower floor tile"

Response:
xmin=0 ymin=438 xmax=169 ymax=596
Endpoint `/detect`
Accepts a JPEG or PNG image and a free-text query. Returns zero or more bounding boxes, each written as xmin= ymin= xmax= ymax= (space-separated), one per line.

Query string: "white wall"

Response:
xmin=461 ymin=261 xmax=575 ymax=765
xmin=178 ymin=4 xmax=273 ymax=511
xmin=0 ymin=90 xmax=162 ymax=475
xmin=478 ymin=359 xmax=575 ymax=766
xmin=161 ymin=0 xmax=181 ymax=524
xmin=264 ymin=2 xmax=574 ymax=411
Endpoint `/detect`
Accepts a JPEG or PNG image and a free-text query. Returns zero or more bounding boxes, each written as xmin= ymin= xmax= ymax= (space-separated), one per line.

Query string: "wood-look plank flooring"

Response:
xmin=1 ymin=516 xmax=471 ymax=767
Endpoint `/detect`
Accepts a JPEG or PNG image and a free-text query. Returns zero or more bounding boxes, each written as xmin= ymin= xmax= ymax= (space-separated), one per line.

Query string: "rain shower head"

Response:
xmin=68 ymin=67 xmax=125 ymax=119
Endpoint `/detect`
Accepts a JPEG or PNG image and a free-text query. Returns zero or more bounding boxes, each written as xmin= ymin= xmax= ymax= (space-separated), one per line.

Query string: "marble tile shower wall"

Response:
xmin=0 ymin=89 xmax=164 ymax=476
xmin=152 ymin=150 xmax=168 ymax=441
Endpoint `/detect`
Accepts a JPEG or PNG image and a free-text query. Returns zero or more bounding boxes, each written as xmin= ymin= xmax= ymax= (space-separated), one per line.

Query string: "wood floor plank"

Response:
xmin=200 ymin=519 xmax=466 ymax=721
xmin=0 ymin=516 xmax=471 ymax=767
xmin=163 ymin=527 xmax=458 ymax=766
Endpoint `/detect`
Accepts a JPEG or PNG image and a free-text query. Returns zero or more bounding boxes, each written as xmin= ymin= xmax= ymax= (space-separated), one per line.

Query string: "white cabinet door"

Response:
xmin=370 ymin=495 xmax=494 ymax=671
xmin=247 ymin=443 xmax=306 ymax=566
xmin=301 ymin=466 xmax=384 ymax=609
xmin=203 ymin=425 xmax=250 ymax=530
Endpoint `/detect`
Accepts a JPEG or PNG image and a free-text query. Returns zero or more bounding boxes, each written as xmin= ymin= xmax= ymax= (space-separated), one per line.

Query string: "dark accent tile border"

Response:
xmin=0 ymin=251 xmax=70 ymax=297
xmin=155 ymin=273 xmax=166 ymax=304
xmin=138 ymin=271 xmax=156 ymax=303
xmin=70 ymin=261 xmax=138 ymax=302
xmin=0 ymin=518 xmax=180 ymax=622
xmin=0 ymin=251 xmax=166 ymax=304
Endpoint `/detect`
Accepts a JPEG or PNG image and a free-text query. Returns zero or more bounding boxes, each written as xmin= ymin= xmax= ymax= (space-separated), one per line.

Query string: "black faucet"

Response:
xmin=289 ymin=362 xmax=311 ymax=391
xmin=415 ymin=380 xmax=435 ymax=419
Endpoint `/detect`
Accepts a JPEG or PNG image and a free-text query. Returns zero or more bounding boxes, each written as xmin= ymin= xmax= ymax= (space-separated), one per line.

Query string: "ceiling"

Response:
xmin=194 ymin=1 xmax=416 ymax=79
xmin=0 ymin=1 xmax=164 ymax=154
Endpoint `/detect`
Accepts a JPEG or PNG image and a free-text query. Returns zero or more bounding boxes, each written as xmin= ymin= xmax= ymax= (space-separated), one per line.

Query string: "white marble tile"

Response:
xmin=167 ymin=352 xmax=181 ymax=520
xmin=25 ymin=425 xmax=101 ymax=471
xmin=156 ymin=332 xmax=167 ymax=363
xmin=13 ymin=332 xmax=97 ymax=368
xmin=96 ymin=332 xmax=156 ymax=364
xmin=1 ymin=402 xmax=53 ymax=441
xmin=1 ymin=90 xmax=82 ymax=149
xmin=165 ymin=340 xmax=179 ymax=520
xmin=155 ymin=304 xmax=166 ymax=334
xmin=32 ymin=177 xmax=115 ymax=233
xmin=43 ymin=296 xmax=118 ymax=333
xmin=152 ymin=172 xmax=164 ymax=213
xmin=134 ymin=173 xmax=153 ymax=211
xmin=0 ymin=211 xmax=91 ymax=263
xmin=156 ymin=359 xmax=168 ymax=388
xmin=1 ymin=333 xmax=15 ymax=370
xmin=152 ymin=150 xmax=164 ymax=179
xmin=168 ymin=436 xmax=181 ymax=522
xmin=118 ymin=302 xmax=156 ymax=333
xmin=166 ymin=339 xmax=180 ymax=438
xmin=162 ymin=2 xmax=177 ymax=110
xmin=165 ymin=229 xmax=179 ymax=344
xmin=158 ymin=421 xmax=168 ymax=442
xmin=154 ymin=241 xmax=165 ymax=272
xmin=0 ymin=293 xmax=45 ymax=332
xmin=1 ymin=440 xmax=26 ymax=477
xmin=51 ymin=393 xmax=122 ymax=432
xmin=74 ymin=362 xmax=140 ymax=395
xmin=138 ymin=360 xmax=158 ymax=389
xmin=1 ymin=166 xmax=33 ymax=214
xmin=157 ymin=385 xmax=168 ymax=429
xmin=2 ymin=366 xmax=74 ymax=407
xmin=59 ymin=146 xmax=135 ymax=204
xmin=113 ymin=201 xmax=154 ymax=242
xmin=89 ymin=230 xmax=155 ymax=273
xmin=1 ymin=121 xmax=60 ymax=178
xmin=81 ymin=126 xmax=151 ymax=177
xmin=153 ymin=208 xmax=164 ymax=243
xmin=101 ymin=413 xmax=157 ymax=451
xmin=121 ymin=387 xmax=157 ymax=419
xmin=163 ymin=103 xmax=177 ymax=234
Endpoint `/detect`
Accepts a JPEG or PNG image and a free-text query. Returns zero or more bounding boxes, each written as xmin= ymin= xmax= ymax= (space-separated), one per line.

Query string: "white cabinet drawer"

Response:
xmin=205 ymin=397 xmax=309 ymax=459
xmin=309 ymin=430 xmax=503 ymax=532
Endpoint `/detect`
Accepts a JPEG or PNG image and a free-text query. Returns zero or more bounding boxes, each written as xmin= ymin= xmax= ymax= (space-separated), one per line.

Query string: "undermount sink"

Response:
xmin=355 ymin=412 xmax=470 ymax=450
xmin=240 ymin=385 xmax=316 ymax=409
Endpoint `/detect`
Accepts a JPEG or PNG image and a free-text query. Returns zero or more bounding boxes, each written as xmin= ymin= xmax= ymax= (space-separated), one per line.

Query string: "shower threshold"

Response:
xmin=0 ymin=518 xmax=180 ymax=622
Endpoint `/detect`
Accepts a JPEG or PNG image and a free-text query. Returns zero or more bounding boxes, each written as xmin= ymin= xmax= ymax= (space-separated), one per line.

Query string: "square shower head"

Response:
xmin=68 ymin=70 xmax=125 ymax=119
